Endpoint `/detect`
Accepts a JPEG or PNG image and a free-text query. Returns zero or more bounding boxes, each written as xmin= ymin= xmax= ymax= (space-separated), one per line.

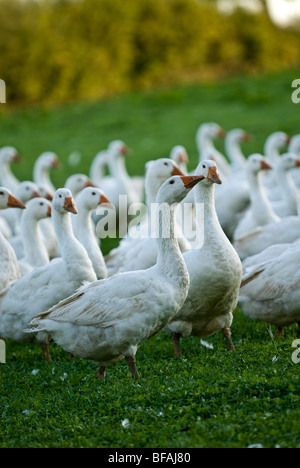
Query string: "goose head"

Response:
xmin=194 ymin=160 xmax=222 ymax=186
xmin=264 ymin=132 xmax=290 ymax=160
xmin=15 ymin=181 xmax=41 ymax=203
xmin=246 ymin=154 xmax=273 ymax=175
xmin=53 ymin=188 xmax=78 ymax=215
xmin=108 ymin=140 xmax=130 ymax=158
xmin=226 ymin=128 xmax=252 ymax=144
xmin=289 ymin=135 xmax=300 ymax=156
xmin=38 ymin=184 xmax=53 ymax=201
xmin=0 ymin=187 xmax=26 ymax=210
xmin=277 ymin=153 xmax=300 ymax=172
xmin=76 ymin=187 xmax=113 ymax=212
xmin=24 ymin=198 xmax=52 ymax=221
xmin=156 ymin=175 xmax=204 ymax=205
xmin=145 ymin=158 xmax=185 ymax=200
xmin=0 ymin=146 xmax=21 ymax=164
xmin=196 ymin=122 xmax=226 ymax=148
xmin=36 ymin=152 xmax=60 ymax=170
xmin=65 ymin=174 xmax=96 ymax=198
xmin=170 ymin=146 xmax=189 ymax=168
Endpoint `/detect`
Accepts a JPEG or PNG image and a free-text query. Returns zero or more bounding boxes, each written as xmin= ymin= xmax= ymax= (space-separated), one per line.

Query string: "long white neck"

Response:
xmin=225 ymin=137 xmax=246 ymax=172
xmin=194 ymin=182 xmax=226 ymax=248
xmin=156 ymin=203 xmax=189 ymax=290
xmin=90 ymin=152 xmax=107 ymax=185
xmin=0 ymin=161 xmax=19 ymax=192
xmin=21 ymin=215 xmax=49 ymax=267
xmin=276 ymin=166 xmax=299 ymax=214
xmin=248 ymin=171 xmax=278 ymax=224
xmin=72 ymin=204 xmax=107 ymax=280
xmin=197 ymin=132 xmax=216 ymax=161
xmin=34 ymin=164 xmax=55 ymax=194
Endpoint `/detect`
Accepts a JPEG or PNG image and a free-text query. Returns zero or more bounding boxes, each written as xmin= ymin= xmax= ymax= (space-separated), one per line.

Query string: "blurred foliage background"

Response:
xmin=1 ymin=0 xmax=300 ymax=107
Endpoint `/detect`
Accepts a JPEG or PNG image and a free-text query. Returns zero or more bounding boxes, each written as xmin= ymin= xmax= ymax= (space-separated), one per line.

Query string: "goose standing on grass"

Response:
xmin=0 ymin=146 xmax=21 ymax=192
xmin=27 ymin=175 xmax=204 ymax=380
xmin=164 ymin=160 xmax=243 ymax=355
xmin=18 ymin=198 xmax=52 ymax=276
xmin=196 ymin=123 xmax=229 ymax=180
xmin=233 ymin=154 xmax=280 ymax=241
xmin=239 ymin=245 xmax=300 ymax=337
xmin=271 ymin=153 xmax=300 ymax=218
xmin=72 ymin=187 xmax=112 ymax=280
xmin=33 ymin=152 xmax=60 ymax=197
xmin=0 ymin=189 xmax=97 ymax=361
xmin=0 ymin=188 xmax=25 ymax=292
xmin=105 ymin=158 xmax=187 ymax=276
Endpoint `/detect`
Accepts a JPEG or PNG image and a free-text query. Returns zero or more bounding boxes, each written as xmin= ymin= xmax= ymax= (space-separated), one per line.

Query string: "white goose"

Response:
xmin=18 ymin=198 xmax=52 ymax=276
xmin=263 ymin=131 xmax=290 ymax=201
xmin=233 ymin=154 xmax=280 ymax=241
xmin=100 ymin=140 xmax=136 ymax=212
xmin=233 ymin=199 xmax=300 ymax=260
xmin=72 ymin=187 xmax=111 ymax=280
xmin=196 ymin=122 xmax=229 ymax=180
xmin=214 ymin=129 xmax=252 ymax=239
xmin=170 ymin=146 xmax=189 ymax=173
xmin=271 ymin=153 xmax=300 ymax=218
xmin=0 ymin=188 xmax=25 ymax=292
xmin=105 ymin=158 xmax=187 ymax=276
xmin=27 ymin=174 xmax=203 ymax=380
xmin=0 ymin=146 xmax=21 ymax=192
xmin=0 ymin=189 xmax=97 ymax=361
xmin=164 ymin=160 xmax=243 ymax=355
xmin=3 ymin=181 xmax=41 ymax=242
xmin=89 ymin=150 xmax=108 ymax=187
xmin=239 ymin=244 xmax=300 ymax=337
xmin=33 ymin=152 xmax=60 ymax=197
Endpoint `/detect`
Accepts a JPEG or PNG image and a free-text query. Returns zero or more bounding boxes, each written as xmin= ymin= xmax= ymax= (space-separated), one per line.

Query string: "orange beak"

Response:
xmin=178 ymin=152 xmax=188 ymax=164
xmin=207 ymin=166 xmax=222 ymax=185
xmin=217 ymin=128 xmax=226 ymax=138
xmin=260 ymin=160 xmax=273 ymax=170
xmin=51 ymin=158 xmax=61 ymax=169
xmin=45 ymin=193 xmax=53 ymax=201
xmin=47 ymin=205 xmax=52 ymax=217
xmin=7 ymin=194 xmax=26 ymax=209
xmin=295 ymin=159 xmax=300 ymax=167
xmin=171 ymin=164 xmax=185 ymax=177
xmin=12 ymin=153 xmax=22 ymax=163
xmin=99 ymin=193 xmax=114 ymax=209
xmin=31 ymin=190 xmax=41 ymax=199
xmin=180 ymin=175 xmax=205 ymax=190
xmin=85 ymin=179 xmax=97 ymax=188
xmin=64 ymin=196 xmax=78 ymax=214
xmin=242 ymin=132 xmax=253 ymax=142
xmin=285 ymin=136 xmax=291 ymax=145
xmin=121 ymin=145 xmax=130 ymax=156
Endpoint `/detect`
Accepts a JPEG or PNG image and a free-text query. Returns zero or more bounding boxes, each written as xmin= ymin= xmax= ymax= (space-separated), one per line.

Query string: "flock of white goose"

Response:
xmin=0 ymin=122 xmax=299 ymax=379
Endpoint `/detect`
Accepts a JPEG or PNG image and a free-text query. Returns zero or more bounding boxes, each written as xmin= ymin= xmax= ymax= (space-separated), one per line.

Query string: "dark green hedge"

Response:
xmin=1 ymin=0 xmax=300 ymax=105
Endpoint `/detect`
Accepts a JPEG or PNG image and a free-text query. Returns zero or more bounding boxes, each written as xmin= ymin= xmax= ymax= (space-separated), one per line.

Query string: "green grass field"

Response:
xmin=0 ymin=69 xmax=300 ymax=448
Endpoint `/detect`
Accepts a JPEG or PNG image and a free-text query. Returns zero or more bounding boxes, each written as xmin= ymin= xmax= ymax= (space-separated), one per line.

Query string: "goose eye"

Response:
xmin=164 ymin=162 xmax=169 ymax=166
xmin=0 ymin=191 xmax=4 ymax=196
xmin=169 ymin=180 xmax=175 ymax=185
xmin=59 ymin=194 xmax=62 ymax=198
xmin=92 ymin=192 xmax=96 ymax=196
xmin=202 ymin=164 xmax=206 ymax=169
xmin=40 ymin=202 xmax=44 ymax=206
